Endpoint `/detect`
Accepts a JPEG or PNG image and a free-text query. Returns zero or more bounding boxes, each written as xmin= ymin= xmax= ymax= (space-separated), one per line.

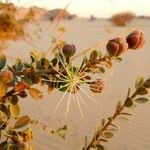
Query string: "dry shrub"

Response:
xmin=0 ymin=12 xmax=24 ymax=40
xmin=22 ymin=8 xmax=36 ymax=23
xmin=0 ymin=2 xmax=24 ymax=40
xmin=111 ymin=12 xmax=135 ymax=26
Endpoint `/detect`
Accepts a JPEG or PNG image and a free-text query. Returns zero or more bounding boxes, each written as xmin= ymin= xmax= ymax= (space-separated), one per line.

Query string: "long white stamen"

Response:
xmin=75 ymin=92 xmax=84 ymax=118
xmin=77 ymin=91 xmax=86 ymax=107
xmin=56 ymin=54 xmax=72 ymax=79
xmin=50 ymin=63 xmax=69 ymax=80
xmin=55 ymin=84 xmax=71 ymax=112
xmin=76 ymin=85 xmax=100 ymax=105
xmin=65 ymin=85 xmax=73 ymax=117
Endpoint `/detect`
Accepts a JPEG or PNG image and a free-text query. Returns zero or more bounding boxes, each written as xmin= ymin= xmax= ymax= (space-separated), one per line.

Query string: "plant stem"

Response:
xmin=86 ymin=90 xmax=137 ymax=150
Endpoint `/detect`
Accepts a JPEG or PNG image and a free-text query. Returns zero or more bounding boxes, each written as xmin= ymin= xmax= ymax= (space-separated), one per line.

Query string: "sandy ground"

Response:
xmin=3 ymin=18 xmax=150 ymax=150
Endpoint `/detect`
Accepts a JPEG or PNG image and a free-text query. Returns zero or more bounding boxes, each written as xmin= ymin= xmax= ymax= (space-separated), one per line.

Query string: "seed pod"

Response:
xmin=0 ymin=70 xmax=13 ymax=84
xmin=126 ymin=30 xmax=145 ymax=49
xmin=62 ymin=44 xmax=76 ymax=57
xmin=90 ymin=79 xmax=105 ymax=93
xmin=106 ymin=38 xmax=128 ymax=57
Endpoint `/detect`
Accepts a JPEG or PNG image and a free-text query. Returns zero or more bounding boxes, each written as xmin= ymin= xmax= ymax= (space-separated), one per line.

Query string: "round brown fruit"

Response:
xmin=126 ymin=30 xmax=145 ymax=49
xmin=106 ymin=38 xmax=128 ymax=57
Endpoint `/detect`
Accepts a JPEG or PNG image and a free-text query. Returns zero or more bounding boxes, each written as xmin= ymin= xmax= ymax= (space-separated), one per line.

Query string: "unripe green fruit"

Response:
xmin=62 ymin=44 xmax=76 ymax=57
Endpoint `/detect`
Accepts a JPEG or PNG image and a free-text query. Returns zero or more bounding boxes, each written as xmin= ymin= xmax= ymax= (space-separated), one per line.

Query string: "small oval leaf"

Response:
xmin=143 ymin=77 xmax=150 ymax=89
xmin=90 ymin=50 xmax=98 ymax=61
xmin=0 ymin=81 xmax=7 ymax=97
xmin=135 ymin=97 xmax=149 ymax=104
xmin=103 ymin=132 xmax=114 ymax=139
xmin=29 ymin=88 xmax=43 ymax=100
xmin=14 ymin=115 xmax=31 ymax=129
xmin=124 ymin=98 xmax=133 ymax=107
xmin=96 ymin=144 xmax=104 ymax=150
xmin=10 ymin=104 xmax=20 ymax=118
xmin=0 ymin=54 xmax=6 ymax=70
xmin=135 ymin=77 xmax=144 ymax=89
xmin=136 ymin=87 xmax=148 ymax=95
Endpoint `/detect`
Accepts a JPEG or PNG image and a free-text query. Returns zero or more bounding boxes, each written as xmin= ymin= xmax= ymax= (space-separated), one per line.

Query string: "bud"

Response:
xmin=62 ymin=44 xmax=76 ymax=57
xmin=106 ymin=38 xmax=128 ymax=57
xmin=126 ymin=30 xmax=145 ymax=49
xmin=0 ymin=70 xmax=13 ymax=84
xmin=90 ymin=79 xmax=105 ymax=93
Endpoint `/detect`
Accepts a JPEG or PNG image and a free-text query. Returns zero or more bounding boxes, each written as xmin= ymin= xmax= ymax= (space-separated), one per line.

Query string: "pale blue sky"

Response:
xmin=6 ymin=0 xmax=150 ymax=18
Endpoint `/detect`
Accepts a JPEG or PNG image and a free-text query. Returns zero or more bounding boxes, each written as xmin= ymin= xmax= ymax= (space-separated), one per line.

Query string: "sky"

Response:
xmin=5 ymin=0 xmax=150 ymax=18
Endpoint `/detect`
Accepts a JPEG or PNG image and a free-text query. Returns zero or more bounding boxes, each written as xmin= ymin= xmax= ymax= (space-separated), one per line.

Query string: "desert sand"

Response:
xmin=3 ymin=18 xmax=150 ymax=150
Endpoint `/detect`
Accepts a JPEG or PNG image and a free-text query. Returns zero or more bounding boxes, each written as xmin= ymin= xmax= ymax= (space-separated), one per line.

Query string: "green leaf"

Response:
xmin=13 ymin=59 xmax=23 ymax=71
xmin=96 ymin=144 xmax=104 ymax=150
xmin=135 ymin=77 xmax=144 ymax=89
xmin=9 ymin=103 xmax=20 ymax=118
xmin=143 ymin=77 xmax=150 ymax=89
xmin=103 ymin=132 xmax=114 ymax=139
xmin=98 ymin=51 xmax=102 ymax=59
xmin=11 ymin=95 xmax=18 ymax=105
xmin=14 ymin=115 xmax=30 ymax=129
xmin=135 ymin=97 xmax=149 ymax=104
xmin=0 ymin=54 xmax=6 ymax=70
xmin=0 ymin=104 xmax=10 ymax=119
xmin=80 ymin=55 xmax=88 ymax=70
xmin=115 ymin=57 xmax=122 ymax=62
xmin=124 ymin=98 xmax=133 ymax=107
xmin=51 ymin=57 xmax=57 ymax=66
xmin=118 ymin=116 xmax=130 ymax=122
xmin=90 ymin=50 xmax=98 ymax=61
xmin=99 ymin=67 xmax=105 ymax=74
xmin=110 ymin=123 xmax=118 ymax=128
xmin=136 ymin=87 xmax=148 ymax=95
xmin=121 ymin=112 xmax=133 ymax=116
xmin=40 ymin=58 xmax=49 ymax=68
